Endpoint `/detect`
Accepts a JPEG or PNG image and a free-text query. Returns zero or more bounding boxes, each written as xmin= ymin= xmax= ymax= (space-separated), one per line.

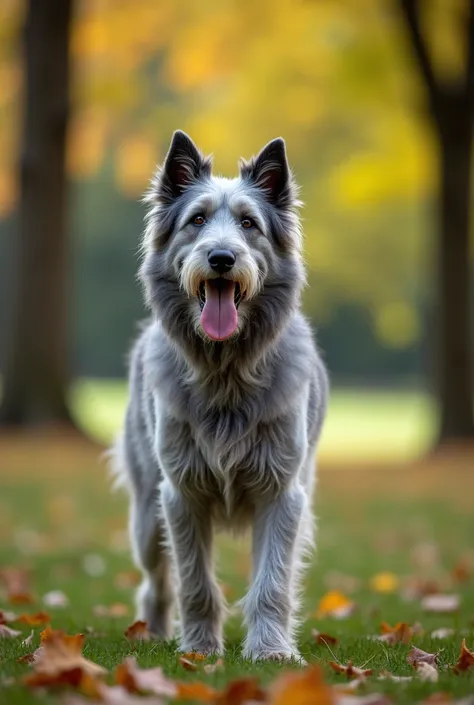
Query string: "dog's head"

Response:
xmin=141 ymin=131 xmax=305 ymax=356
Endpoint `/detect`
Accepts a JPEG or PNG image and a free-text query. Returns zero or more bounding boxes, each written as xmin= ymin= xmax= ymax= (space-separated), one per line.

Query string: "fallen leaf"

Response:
xmin=431 ymin=628 xmax=455 ymax=639
xmin=369 ymin=572 xmax=400 ymax=594
xmin=16 ymin=611 xmax=51 ymax=626
xmin=414 ymin=662 xmax=438 ymax=683
xmin=269 ymin=666 xmax=333 ymax=705
xmin=0 ymin=623 xmax=22 ymax=638
xmin=330 ymin=662 xmax=373 ymax=680
xmin=203 ymin=659 xmax=224 ymax=674
xmin=452 ymin=561 xmax=470 ymax=584
xmin=23 ymin=627 xmax=107 ymax=688
xmin=177 ymin=681 xmax=218 ymax=701
xmin=124 ymin=620 xmax=151 ymax=641
xmin=453 ymin=639 xmax=474 ymax=674
xmin=94 ymin=603 xmax=129 ymax=618
xmin=421 ymin=594 xmax=460 ymax=613
xmin=376 ymin=622 xmax=413 ymax=645
xmin=312 ymin=629 xmax=338 ymax=646
xmin=316 ymin=591 xmax=356 ymax=619
xmin=62 ymin=684 xmax=165 ymax=704
xmin=21 ymin=629 xmax=35 ymax=647
xmin=407 ymin=646 xmax=439 ymax=667
xmin=179 ymin=656 xmax=201 ymax=672
xmin=43 ymin=590 xmax=69 ymax=608
xmin=418 ymin=695 xmax=453 ymax=704
xmin=115 ymin=656 xmax=176 ymax=697
xmin=0 ymin=567 xmax=34 ymax=604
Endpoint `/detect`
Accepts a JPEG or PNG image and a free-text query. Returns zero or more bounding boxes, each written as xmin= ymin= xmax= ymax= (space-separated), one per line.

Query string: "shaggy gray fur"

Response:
xmin=114 ymin=131 xmax=328 ymax=661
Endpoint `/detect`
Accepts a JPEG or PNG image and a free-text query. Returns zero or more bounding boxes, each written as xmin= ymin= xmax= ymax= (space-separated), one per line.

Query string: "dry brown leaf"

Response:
xmin=94 ymin=603 xmax=129 ymax=618
xmin=378 ymin=621 xmax=413 ymax=645
xmin=312 ymin=629 xmax=338 ymax=646
xmin=179 ymin=657 xmax=200 ymax=672
xmin=452 ymin=561 xmax=471 ymax=584
xmin=418 ymin=695 xmax=453 ymax=704
xmin=124 ymin=620 xmax=151 ymax=641
xmin=269 ymin=666 xmax=333 ymax=705
xmin=115 ymin=656 xmax=177 ymax=698
xmin=407 ymin=646 xmax=439 ymax=667
xmin=453 ymin=639 xmax=474 ymax=674
xmin=16 ymin=611 xmax=51 ymax=626
xmin=0 ymin=567 xmax=34 ymax=604
xmin=316 ymin=590 xmax=356 ymax=619
xmin=414 ymin=662 xmax=438 ymax=682
xmin=421 ymin=594 xmax=460 ymax=613
xmin=62 ymin=684 xmax=166 ymax=704
xmin=214 ymin=676 xmax=266 ymax=705
xmin=0 ymin=623 xmax=22 ymax=638
xmin=330 ymin=662 xmax=373 ymax=680
xmin=203 ymin=659 xmax=224 ymax=674
xmin=23 ymin=627 xmax=107 ymax=688
xmin=177 ymin=681 xmax=218 ymax=701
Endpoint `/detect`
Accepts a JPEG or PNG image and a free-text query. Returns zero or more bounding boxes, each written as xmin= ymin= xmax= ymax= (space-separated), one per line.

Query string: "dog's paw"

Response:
xmin=179 ymin=641 xmax=223 ymax=657
xmin=244 ymin=648 xmax=306 ymax=665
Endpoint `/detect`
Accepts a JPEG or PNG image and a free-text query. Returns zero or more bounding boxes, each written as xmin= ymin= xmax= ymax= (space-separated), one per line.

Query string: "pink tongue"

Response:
xmin=200 ymin=280 xmax=238 ymax=341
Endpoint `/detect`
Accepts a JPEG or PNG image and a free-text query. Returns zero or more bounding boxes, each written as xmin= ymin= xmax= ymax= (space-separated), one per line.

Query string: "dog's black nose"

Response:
xmin=208 ymin=249 xmax=236 ymax=274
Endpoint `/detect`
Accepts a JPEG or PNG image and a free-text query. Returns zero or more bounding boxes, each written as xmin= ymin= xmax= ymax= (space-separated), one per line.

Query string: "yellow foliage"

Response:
xmin=114 ymin=134 xmax=159 ymax=198
xmin=67 ymin=109 xmax=108 ymax=179
xmin=373 ymin=301 xmax=421 ymax=349
xmin=369 ymin=571 xmax=400 ymax=593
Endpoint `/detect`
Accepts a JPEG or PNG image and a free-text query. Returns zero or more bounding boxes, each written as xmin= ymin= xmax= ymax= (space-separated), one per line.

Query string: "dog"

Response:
xmin=114 ymin=131 xmax=328 ymax=662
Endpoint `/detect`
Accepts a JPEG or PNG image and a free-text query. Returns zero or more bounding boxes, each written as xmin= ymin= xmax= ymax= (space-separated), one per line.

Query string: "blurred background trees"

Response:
xmin=0 ymin=0 xmax=473 ymax=450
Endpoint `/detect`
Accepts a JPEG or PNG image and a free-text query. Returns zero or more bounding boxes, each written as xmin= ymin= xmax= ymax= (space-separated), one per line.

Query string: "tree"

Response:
xmin=0 ymin=0 xmax=74 ymax=427
xmin=398 ymin=0 xmax=474 ymax=443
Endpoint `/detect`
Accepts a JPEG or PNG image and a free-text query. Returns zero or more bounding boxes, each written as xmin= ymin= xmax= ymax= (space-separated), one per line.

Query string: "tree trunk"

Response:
xmin=436 ymin=111 xmax=474 ymax=442
xmin=0 ymin=0 xmax=75 ymax=427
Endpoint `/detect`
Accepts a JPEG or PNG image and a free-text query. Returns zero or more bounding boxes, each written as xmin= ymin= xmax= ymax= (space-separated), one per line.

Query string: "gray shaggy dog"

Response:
xmin=114 ymin=130 xmax=328 ymax=662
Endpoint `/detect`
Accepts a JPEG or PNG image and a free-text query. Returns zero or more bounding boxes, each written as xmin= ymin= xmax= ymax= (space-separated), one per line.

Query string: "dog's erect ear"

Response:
xmin=158 ymin=131 xmax=210 ymax=202
xmin=241 ymin=138 xmax=292 ymax=207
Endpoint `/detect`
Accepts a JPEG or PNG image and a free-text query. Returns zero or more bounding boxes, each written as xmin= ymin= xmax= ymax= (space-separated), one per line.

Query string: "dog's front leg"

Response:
xmin=160 ymin=479 xmax=223 ymax=654
xmin=242 ymin=483 xmax=307 ymax=662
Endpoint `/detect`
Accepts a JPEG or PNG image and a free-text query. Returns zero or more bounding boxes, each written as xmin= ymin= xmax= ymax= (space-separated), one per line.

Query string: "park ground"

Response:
xmin=0 ymin=385 xmax=473 ymax=704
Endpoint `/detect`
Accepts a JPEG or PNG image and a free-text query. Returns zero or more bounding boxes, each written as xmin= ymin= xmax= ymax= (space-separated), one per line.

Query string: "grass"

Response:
xmin=1 ymin=432 xmax=474 ymax=703
xmin=71 ymin=379 xmax=437 ymax=462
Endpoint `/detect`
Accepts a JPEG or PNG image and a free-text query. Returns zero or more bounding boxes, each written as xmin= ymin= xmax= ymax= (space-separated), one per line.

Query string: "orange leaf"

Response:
xmin=16 ymin=611 xmax=51 ymax=626
xmin=23 ymin=627 xmax=106 ymax=688
xmin=453 ymin=639 xmax=474 ymax=673
xmin=378 ymin=621 xmax=413 ymax=645
xmin=269 ymin=666 xmax=334 ymax=705
xmin=178 ymin=681 xmax=218 ymax=701
xmin=179 ymin=656 xmax=199 ymax=671
xmin=115 ymin=656 xmax=177 ymax=697
xmin=0 ymin=567 xmax=34 ymax=604
xmin=369 ymin=572 xmax=400 ymax=594
xmin=124 ymin=620 xmax=151 ymax=641
xmin=329 ymin=661 xmax=373 ymax=679
xmin=216 ymin=677 xmax=267 ymax=704
xmin=316 ymin=590 xmax=355 ymax=619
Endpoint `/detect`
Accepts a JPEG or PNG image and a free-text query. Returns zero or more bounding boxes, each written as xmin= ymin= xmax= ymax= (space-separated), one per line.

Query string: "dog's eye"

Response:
xmin=241 ymin=218 xmax=255 ymax=229
xmin=192 ymin=214 xmax=206 ymax=227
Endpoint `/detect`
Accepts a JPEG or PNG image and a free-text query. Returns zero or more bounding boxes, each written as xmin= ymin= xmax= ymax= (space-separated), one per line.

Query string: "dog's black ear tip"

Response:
xmin=169 ymin=130 xmax=194 ymax=151
xmin=258 ymin=137 xmax=288 ymax=164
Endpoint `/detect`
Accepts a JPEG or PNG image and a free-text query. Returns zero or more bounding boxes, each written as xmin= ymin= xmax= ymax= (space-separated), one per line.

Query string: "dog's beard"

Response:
xmin=179 ymin=254 xmax=261 ymax=342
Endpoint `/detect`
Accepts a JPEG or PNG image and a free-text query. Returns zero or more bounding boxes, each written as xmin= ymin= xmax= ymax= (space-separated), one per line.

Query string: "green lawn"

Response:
xmin=1 ymin=439 xmax=473 ymax=703
xmin=71 ymin=380 xmax=437 ymax=462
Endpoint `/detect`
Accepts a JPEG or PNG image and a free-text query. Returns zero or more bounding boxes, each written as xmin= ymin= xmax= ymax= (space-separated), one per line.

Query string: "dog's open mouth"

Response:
xmin=198 ymin=279 xmax=242 ymax=341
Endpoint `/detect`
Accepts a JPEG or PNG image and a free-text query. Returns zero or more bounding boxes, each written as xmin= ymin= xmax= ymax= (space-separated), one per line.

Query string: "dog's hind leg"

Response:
xmin=241 ymin=483 xmax=308 ymax=662
xmin=130 ymin=489 xmax=174 ymax=639
xmin=160 ymin=479 xmax=223 ymax=655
